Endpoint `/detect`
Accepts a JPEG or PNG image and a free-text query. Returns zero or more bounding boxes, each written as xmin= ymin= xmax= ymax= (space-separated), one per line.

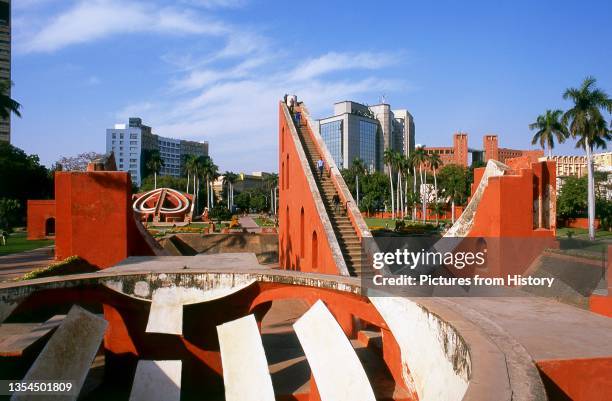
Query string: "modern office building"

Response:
xmin=317 ymin=101 xmax=415 ymax=172
xmin=0 ymin=0 xmax=11 ymax=143
xmin=106 ymin=117 xmax=208 ymax=186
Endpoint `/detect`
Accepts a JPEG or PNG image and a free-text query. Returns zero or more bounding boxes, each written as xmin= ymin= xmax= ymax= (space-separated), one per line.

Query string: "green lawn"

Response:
xmin=254 ymin=217 xmax=276 ymax=227
xmin=147 ymin=223 xmax=210 ymax=231
xmin=556 ymin=227 xmax=612 ymax=239
xmin=364 ymin=218 xmax=396 ymax=229
xmin=0 ymin=232 xmax=54 ymax=256
xmin=554 ymin=227 xmax=611 ymax=259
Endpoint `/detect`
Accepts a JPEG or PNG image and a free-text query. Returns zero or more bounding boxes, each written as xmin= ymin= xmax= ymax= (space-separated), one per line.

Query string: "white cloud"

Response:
xmin=291 ymin=51 xmax=397 ymax=81
xmin=16 ymin=0 xmax=228 ymax=53
xmin=116 ymin=49 xmax=408 ymax=172
xmin=170 ymin=56 xmax=270 ymax=92
xmin=179 ymin=0 xmax=248 ymax=9
xmin=17 ymin=0 xmax=408 ymax=173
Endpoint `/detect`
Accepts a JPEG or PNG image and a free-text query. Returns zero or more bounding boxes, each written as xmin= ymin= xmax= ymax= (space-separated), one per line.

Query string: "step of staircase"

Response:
xmin=296 ymin=120 xmax=363 ymax=277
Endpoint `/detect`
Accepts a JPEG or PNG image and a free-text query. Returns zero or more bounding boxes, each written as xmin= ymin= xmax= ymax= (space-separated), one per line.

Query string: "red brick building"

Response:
xmin=425 ymin=132 xmax=543 ymax=167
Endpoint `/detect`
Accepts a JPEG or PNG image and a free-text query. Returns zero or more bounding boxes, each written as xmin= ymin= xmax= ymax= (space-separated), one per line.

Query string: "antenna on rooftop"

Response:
xmin=380 ymin=94 xmax=387 ymax=104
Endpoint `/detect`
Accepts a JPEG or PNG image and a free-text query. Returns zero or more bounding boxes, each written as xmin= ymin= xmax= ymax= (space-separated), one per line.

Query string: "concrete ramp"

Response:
xmin=217 ymin=315 xmax=275 ymax=401
xmin=370 ymin=297 xmax=470 ymax=401
xmin=129 ymin=360 xmax=182 ymax=401
xmin=12 ymin=305 xmax=107 ymax=401
xmin=293 ymin=300 xmax=376 ymax=401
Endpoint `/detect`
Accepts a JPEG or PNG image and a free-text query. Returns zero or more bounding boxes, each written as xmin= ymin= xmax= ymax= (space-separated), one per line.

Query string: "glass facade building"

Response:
xmin=359 ymin=120 xmax=378 ymax=172
xmin=318 ymin=101 xmax=414 ymax=173
xmin=321 ymin=120 xmax=343 ymax=169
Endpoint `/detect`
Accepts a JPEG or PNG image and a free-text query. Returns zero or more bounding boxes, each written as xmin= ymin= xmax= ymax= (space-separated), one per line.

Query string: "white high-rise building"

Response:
xmin=106 ymin=117 xmax=208 ymax=187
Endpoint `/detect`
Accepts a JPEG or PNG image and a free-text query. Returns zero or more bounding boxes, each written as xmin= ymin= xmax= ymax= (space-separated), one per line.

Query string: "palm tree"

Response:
xmin=563 ymin=76 xmax=612 ymax=241
xmin=429 ymin=153 xmax=442 ymax=210
xmin=351 ymin=158 xmax=367 ymax=207
xmin=199 ymin=157 xmax=218 ymax=211
xmin=529 ymin=109 xmax=569 ymax=157
xmin=264 ymin=173 xmax=279 ymax=215
xmin=393 ymin=152 xmax=405 ymax=218
xmin=399 ymin=155 xmax=412 ymax=218
xmin=184 ymin=155 xmax=198 ymax=195
xmin=0 ymin=80 xmax=21 ymax=120
xmin=407 ymin=153 xmax=418 ymax=220
xmin=209 ymin=169 xmax=220 ymax=207
xmin=223 ymin=171 xmax=238 ymax=211
xmin=146 ymin=151 xmax=164 ymax=189
xmin=383 ymin=149 xmax=396 ymax=219
xmin=411 ymin=146 xmax=429 ymax=222
xmin=195 ymin=156 xmax=211 ymax=214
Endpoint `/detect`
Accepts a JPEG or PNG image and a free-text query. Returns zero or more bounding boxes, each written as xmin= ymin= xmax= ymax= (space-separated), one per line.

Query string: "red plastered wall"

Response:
xmin=26 ymin=200 xmax=56 ymax=240
xmin=278 ymin=103 xmax=342 ymax=275
xmin=55 ymin=171 xmax=134 ymax=268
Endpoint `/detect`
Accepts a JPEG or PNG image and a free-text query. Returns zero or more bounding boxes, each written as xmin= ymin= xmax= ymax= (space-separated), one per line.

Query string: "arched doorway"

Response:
xmin=311 ymin=231 xmax=318 ymax=270
xmin=45 ymin=218 xmax=56 ymax=236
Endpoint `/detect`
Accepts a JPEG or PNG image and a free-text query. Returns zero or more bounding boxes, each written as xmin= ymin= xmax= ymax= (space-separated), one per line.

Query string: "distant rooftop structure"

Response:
xmin=425 ymin=133 xmax=544 ymax=167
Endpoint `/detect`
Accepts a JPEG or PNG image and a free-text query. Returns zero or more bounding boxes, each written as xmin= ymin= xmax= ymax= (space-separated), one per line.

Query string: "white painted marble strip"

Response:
xmin=217 ymin=314 xmax=275 ymax=401
xmin=293 ymin=300 xmax=376 ymax=401
xmin=129 ymin=360 xmax=182 ymax=401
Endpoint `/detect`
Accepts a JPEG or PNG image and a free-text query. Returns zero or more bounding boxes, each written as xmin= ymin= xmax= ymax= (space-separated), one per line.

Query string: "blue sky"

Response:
xmin=11 ymin=0 xmax=612 ymax=173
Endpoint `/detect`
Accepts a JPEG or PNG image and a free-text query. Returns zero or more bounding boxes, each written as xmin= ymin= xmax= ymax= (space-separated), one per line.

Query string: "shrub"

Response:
xmin=209 ymin=205 xmax=232 ymax=221
xmin=19 ymin=256 xmax=98 ymax=281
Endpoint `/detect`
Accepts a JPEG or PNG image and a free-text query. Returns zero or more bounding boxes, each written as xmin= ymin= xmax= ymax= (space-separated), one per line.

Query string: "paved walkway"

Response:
xmin=239 ymin=215 xmax=262 ymax=233
xmin=0 ymin=246 xmax=55 ymax=282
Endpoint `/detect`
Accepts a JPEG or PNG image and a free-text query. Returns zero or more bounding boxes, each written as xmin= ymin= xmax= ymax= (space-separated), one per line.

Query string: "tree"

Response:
xmin=55 ymin=151 xmax=104 ymax=172
xmin=393 ymin=152 xmax=405 ymax=218
xmin=557 ymin=176 xmax=588 ymax=218
xmin=0 ymin=198 xmax=20 ymax=230
xmin=407 ymin=152 xmax=418 ymax=220
xmin=411 ymin=146 xmax=429 ymax=222
xmin=351 ymin=158 xmax=367 ymax=207
xmin=398 ymin=154 xmax=412 ymax=218
xmin=0 ymin=80 xmax=21 ymax=120
xmin=563 ymin=76 xmax=612 ymax=240
xmin=197 ymin=157 xmax=219 ymax=212
xmin=438 ymin=164 xmax=468 ymax=223
xmin=340 ymin=169 xmax=390 ymax=214
xmin=223 ymin=171 xmax=238 ymax=211
xmin=146 ymin=151 xmax=164 ymax=190
xmin=529 ymin=109 xmax=569 ymax=157
xmin=139 ymin=175 xmax=187 ymax=193
xmin=431 ymin=201 xmax=445 ymax=225
xmin=264 ymin=173 xmax=279 ymax=215
xmin=429 ymin=153 xmax=442 ymax=209
xmin=234 ymin=191 xmax=251 ymax=212
xmin=383 ymin=149 xmax=396 ymax=219
xmin=250 ymin=192 xmax=267 ymax=212
xmin=183 ymin=155 xmax=199 ymax=195
xmin=0 ymin=143 xmax=53 ymax=224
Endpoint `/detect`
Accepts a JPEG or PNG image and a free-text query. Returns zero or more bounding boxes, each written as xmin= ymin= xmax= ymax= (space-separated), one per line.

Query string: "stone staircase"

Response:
xmin=294 ymin=116 xmax=363 ymax=276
